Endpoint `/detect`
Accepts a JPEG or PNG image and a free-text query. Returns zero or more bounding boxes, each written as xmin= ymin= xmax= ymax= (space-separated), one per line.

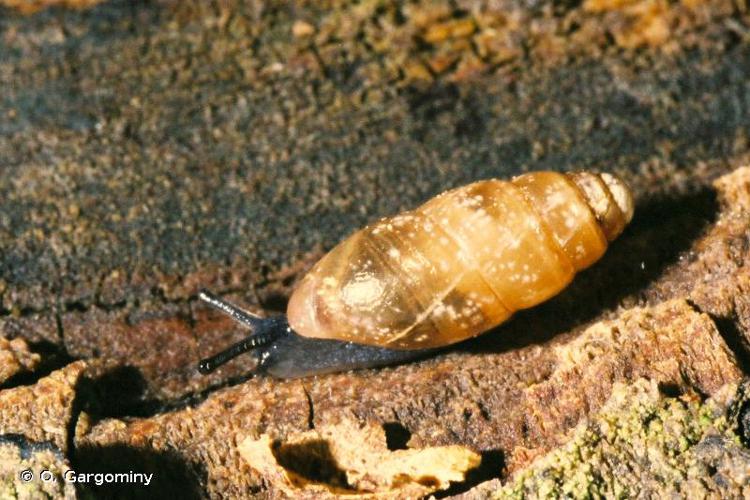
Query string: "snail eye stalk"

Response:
xmin=197 ymin=290 xmax=287 ymax=374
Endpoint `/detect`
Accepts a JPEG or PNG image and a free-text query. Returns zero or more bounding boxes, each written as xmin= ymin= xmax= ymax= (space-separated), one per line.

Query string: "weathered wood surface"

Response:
xmin=1 ymin=0 xmax=750 ymax=497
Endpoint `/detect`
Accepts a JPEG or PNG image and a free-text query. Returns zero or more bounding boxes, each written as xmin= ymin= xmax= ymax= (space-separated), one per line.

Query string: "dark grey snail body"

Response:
xmin=197 ymin=291 xmax=434 ymax=378
xmin=198 ymin=171 xmax=634 ymax=378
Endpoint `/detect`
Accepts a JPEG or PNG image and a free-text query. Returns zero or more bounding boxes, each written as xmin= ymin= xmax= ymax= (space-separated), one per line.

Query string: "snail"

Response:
xmin=198 ymin=171 xmax=634 ymax=378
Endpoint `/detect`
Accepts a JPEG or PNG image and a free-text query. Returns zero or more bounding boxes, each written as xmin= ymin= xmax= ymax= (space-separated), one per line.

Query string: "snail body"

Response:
xmin=199 ymin=171 xmax=634 ymax=378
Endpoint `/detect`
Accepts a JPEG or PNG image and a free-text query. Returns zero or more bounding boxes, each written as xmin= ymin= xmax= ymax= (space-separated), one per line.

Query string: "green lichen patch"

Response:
xmin=495 ymin=379 xmax=750 ymax=498
xmin=0 ymin=435 xmax=75 ymax=500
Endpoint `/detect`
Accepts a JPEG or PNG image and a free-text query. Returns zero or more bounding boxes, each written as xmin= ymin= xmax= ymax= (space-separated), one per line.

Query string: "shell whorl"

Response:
xmin=287 ymin=171 xmax=634 ymax=350
xmin=566 ymin=172 xmax=634 ymax=241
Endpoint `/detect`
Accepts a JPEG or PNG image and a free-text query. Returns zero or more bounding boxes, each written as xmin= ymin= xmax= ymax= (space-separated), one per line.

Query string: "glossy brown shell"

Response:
xmin=287 ymin=171 xmax=634 ymax=349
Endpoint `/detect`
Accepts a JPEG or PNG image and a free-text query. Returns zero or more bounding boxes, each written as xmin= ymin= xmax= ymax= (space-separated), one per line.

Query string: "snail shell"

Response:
xmin=287 ymin=171 xmax=634 ymax=349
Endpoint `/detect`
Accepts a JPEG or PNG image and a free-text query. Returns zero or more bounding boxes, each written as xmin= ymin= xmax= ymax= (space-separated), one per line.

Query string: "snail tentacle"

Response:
xmin=197 ymin=291 xmax=287 ymax=374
